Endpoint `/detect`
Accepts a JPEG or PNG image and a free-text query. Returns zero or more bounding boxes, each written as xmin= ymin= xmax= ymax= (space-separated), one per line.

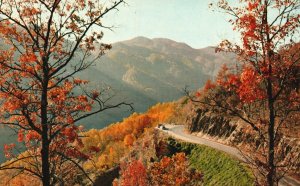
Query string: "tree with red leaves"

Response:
xmin=0 ymin=0 xmax=131 ymax=185
xmin=119 ymin=159 xmax=148 ymax=186
xmin=148 ymin=153 xmax=202 ymax=186
xmin=188 ymin=0 xmax=300 ymax=185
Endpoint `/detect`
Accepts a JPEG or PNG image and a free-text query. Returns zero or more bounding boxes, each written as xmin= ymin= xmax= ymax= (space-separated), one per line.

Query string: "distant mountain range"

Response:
xmin=0 ymin=36 xmax=235 ymax=161
xmin=78 ymin=36 xmax=235 ymax=128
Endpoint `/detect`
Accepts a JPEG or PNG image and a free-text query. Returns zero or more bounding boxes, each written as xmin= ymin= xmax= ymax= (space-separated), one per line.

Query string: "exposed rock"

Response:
xmin=187 ymin=109 xmax=237 ymax=140
xmin=93 ymin=166 xmax=120 ymax=186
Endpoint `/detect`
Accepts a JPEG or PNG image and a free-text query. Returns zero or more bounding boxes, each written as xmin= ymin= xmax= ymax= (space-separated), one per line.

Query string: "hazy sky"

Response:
xmin=101 ymin=0 xmax=238 ymax=49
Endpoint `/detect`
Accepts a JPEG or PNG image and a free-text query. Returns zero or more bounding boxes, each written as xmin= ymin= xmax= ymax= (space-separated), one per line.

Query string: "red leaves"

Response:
xmin=62 ymin=127 xmax=78 ymax=143
xmin=91 ymin=90 xmax=100 ymax=99
xmin=120 ymin=160 xmax=147 ymax=186
xmin=227 ymin=74 xmax=240 ymax=87
xmin=116 ymin=147 xmax=202 ymax=186
xmin=199 ymin=64 xmax=265 ymax=103
xmin=77 ymin=95 xmax=88 ymax=102
xmin=247 ymin=1 xmax=259 ymax=11
xmin=4 ymin=143 xmax=15 ymax=158
xmin=21 ymin=7 xmax=41 ymax=17
xmin=65 ymin=147 xmax=89 ymax=160
xmin=239 ymin=14 xmax=258 ymax=51
xmin=25 ymin=131 xmax=40 ymax=142
xmin=18 ymin=130 xmax=24 ymax=142
xmin=204 ymin=79 xmax=216 ymax=91
xmin=0 ymin=0 xmax=128 ymax=184
xmin=149 ymin=153 xmax=202 ymax=186
xmin=237 ymin=67 xmax=265 ymax=102
xmin=89 ymin=146 xmax=100 ymax=153
xmin=195 ymin=91 xmax=201 ymax=97
xmin=66 ymin=4 xmax=72 ymax=11
xmin=19 ymin=53 xmax=37 ymax=63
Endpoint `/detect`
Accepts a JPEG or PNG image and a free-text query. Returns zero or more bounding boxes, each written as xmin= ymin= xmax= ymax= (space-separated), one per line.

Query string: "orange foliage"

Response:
xmin=124 ymin=134 xmax=135 ymax=146
xmin=0 ymin=0 xmax=125 ymax=184
xmin=0 ymin=172 xmax=41 ymax=186
xmin=82 ymin=102 xmax=176 ymax=172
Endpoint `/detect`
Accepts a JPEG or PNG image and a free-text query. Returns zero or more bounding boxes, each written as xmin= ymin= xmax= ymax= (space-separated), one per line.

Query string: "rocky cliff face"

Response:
xmin=187 ymin=109 xmax=237 ymax=139
xmin=184 ymin=107 xmax=300 ymax=172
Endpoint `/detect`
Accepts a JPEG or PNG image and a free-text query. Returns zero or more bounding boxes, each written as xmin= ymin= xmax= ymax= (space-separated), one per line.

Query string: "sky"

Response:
xmin=100 ymin=0 xmax=239 ymax=49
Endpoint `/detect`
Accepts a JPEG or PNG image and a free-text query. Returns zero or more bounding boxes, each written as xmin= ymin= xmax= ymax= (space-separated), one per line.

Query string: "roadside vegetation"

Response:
xmin=167 ymin=138 xmax=255 ymax=186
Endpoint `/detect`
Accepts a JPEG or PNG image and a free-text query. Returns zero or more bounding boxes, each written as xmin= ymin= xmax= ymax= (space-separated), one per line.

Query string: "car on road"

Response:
xmin=158 ymin=124 xmax=168 ymax=130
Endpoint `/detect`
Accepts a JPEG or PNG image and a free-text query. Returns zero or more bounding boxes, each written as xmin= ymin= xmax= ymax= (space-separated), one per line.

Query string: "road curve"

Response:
xmin=157 ymin=124 xmax=300 ymax=186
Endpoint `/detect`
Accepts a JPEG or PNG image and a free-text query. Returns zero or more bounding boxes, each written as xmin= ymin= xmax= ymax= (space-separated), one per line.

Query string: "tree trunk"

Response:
xmin=264 ymin=1 xmax=275 ymax=184
xmin=41 ymin=76 xmax=50 ymax=186
xmin=266 ymin=48 xmax=276 ymax=186
xmin=267 ymin=90 xmax=275 ymax=186
xmin=41 ymin=137 xmax=50 ymax=186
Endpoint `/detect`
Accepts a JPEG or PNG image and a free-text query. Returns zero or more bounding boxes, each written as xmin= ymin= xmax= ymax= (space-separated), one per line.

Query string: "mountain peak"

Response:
xmin=118 ymin=36 xmax=195 ymax=54
xmin=122 ymin=36 xmax=153 ymax=46
xmin=152 ymin=38 xmax=192 ymax=49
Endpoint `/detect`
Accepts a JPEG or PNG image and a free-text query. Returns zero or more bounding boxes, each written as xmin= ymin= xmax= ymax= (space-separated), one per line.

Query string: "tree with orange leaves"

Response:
xmin=0 ymin=0 xmax=130 ymax=185
xmin=187 ymin=0 xmax=300 ymax=185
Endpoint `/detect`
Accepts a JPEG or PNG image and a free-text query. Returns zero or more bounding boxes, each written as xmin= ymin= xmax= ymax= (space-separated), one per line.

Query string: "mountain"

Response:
xmin=0 ymin=37 xmax=235 ymax=161
xmin=78 ymin=36 xmax=235 ymax=128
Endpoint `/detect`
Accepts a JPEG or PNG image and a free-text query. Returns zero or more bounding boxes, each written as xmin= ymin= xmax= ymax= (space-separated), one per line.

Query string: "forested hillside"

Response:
xmin=0 ymin=37 xmax=234 ymax=161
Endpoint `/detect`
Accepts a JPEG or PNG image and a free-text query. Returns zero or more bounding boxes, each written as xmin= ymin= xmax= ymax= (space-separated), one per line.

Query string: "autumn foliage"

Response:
xmin=82 ymin=102 xmax=176 ymax=172
xmin=0 ymin=0 xmax=128 ymax=185
xmin=119 ymin=160 xmax=148 ymax=186
xmin=148 ymin=153 xmax=202 ymax=186
xmin=115 ymin=153 xmax=202 ymax=186
xmin=189 ymin=0 xmax=300 ymax=185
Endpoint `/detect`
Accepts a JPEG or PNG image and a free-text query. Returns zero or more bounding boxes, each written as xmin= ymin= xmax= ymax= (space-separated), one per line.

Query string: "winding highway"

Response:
xmin=157 ymin=124 xmax=300 ymax=186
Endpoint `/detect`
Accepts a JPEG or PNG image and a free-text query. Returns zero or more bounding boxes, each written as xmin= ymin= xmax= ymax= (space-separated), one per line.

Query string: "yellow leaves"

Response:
xmin=0 ymin=150 xmax=42 ymax=185
xmin=6 ymin=173 xmax=41 ymax=186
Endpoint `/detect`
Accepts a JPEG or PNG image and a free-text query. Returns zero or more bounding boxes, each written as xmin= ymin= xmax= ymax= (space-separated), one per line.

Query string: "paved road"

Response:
xmin=157 ymin=124 xmax=300 ymax=186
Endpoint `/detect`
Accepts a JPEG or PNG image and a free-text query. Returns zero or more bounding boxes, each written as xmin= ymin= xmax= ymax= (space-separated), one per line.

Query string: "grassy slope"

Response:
xmin=189 ymin=145 xmax=254 ymax=186
xmin=167 ymin=139 xmax=254 ymax=186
